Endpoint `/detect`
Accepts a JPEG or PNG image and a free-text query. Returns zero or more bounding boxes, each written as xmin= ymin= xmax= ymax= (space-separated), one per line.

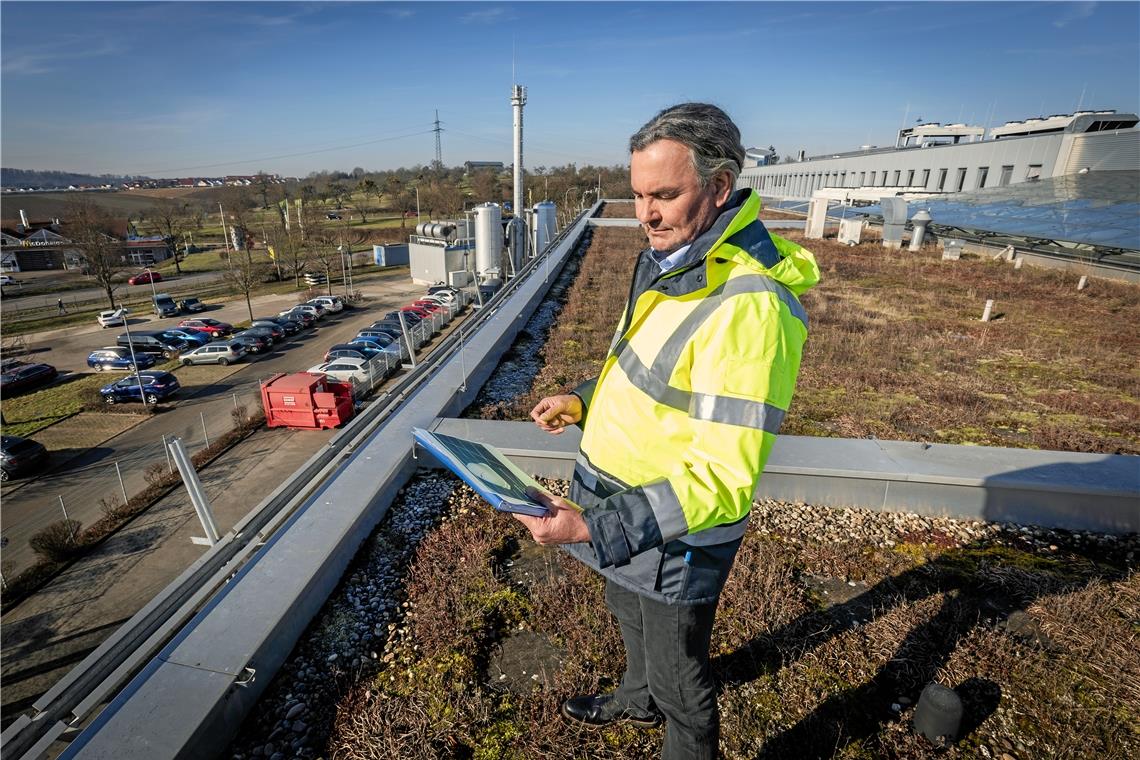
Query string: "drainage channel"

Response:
xmin=1 ymin=206 xmax=598 ymax=760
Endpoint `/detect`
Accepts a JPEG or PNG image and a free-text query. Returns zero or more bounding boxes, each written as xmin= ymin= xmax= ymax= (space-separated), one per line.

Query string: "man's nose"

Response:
xmin=637 ymin=198 xmax=661 ymax=225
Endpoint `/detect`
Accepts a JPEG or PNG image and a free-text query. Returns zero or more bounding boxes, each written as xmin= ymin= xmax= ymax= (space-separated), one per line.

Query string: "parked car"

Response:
xmin=160 ymin=329 xmax=210 ymax=347
xmin=153 ymin=293 xmax=179 ymax=317
xmin=100 ymin=371 xmax=180 ymax=405
xmin=278 ymin=309 xmax=316 ymax=328
xmin=229 ymin=332 xmax=270 ymax=354
xmin=174 ymin=326 xmax=216 ymax=343
xmin=325 ymin=212 xmax=342 ymax=220
xmin=180 ymin=342 xmax=247 ymax=366
xmin=427 ymin=286 xmax=462 ymax=303
xmin=401 ymin=305 xmax=432 ymax=319
xmin=367 ymin=323 xmax=404 ymax=338
xmin=128 ymin=270 xmax=162 ymax=285
xmin=356 ymin=329 xmax=400 ymax=344
xmin=97 ymin=307 xmax=130 ymax=328
xmin=0 ymin=275 xmax=17 ymax=287
xmin=116 ymin=330 xmax=187 ymax=359
xmin=253 ymin=317 xmax=300 ymax=335
xmin=307 ymin=357 xmax=375 ymax=384
xmin=1 ymin=435 xmax=49 ymax=482
xmin=324 ymin=343 xmax=385 ymax=362
xmin=238 ymin=326 xmax=279 ymax=345
xmin=293 ymin=303 xmax=326 ymax=319
xmin=354 ymin=334 xmax=409 ymax=358
xmin=309 ymin=295 xmax=345 ymax=313
xmin=177 ymin=318 xmax=233 ymax=337
xmin=383 ymin=310 xmax=422 ymax=325
xmin=87 ymin=346 xmax=157 ymax=372
xmin=178 ymin=297 xmax=206 ymax=313
xmin=248 ymin=322 xmax=285 ymax=340
xmin=0 ymin=362 xmax=58 ymax=395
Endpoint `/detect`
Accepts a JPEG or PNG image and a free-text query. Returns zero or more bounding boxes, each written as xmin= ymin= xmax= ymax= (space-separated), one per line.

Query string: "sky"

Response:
xmin=2 ymin=1 xmax=1138 ymax=178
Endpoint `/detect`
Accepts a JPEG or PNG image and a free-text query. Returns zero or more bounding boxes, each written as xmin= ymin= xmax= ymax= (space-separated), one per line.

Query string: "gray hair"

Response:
xmin=629 ymin=103 xmax=745 ymax=187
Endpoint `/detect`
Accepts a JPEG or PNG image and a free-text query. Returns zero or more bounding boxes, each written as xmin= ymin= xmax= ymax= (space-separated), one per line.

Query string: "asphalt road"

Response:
xmin=0 ymin=270 xmax=228 ymax=316
xmin=0 ymin=275 xmax=427 ymax=576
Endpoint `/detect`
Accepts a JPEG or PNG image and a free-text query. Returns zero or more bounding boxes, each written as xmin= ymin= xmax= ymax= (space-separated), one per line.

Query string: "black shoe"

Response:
xmin=560 ymin=694 xmax=663 ymax=728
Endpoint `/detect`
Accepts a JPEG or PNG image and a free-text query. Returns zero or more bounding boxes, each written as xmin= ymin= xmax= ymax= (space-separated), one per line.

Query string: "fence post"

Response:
xmin=201 ymin=412 xmax=210 ymax=448
xmin=167 ymin=437 xmax=220 ymax=546
xmin=233 ymin=393 xmax=239 ymax=411
xmin=162 ymin=433 xmax=173 ymax=473
xmin=58 ymin=495 xmax=76 ymax=543
xmin=115 ymin=461 xmax=129 ymax=506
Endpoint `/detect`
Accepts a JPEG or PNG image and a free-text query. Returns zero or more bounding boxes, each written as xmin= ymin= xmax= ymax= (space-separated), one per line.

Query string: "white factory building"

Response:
xmin=738 ymin=110 xmax=1140 ymax=201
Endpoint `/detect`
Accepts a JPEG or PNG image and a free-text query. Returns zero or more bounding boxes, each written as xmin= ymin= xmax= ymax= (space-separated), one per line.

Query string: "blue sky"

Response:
xmin=2 ymin=1 xmax=1137 ymax=178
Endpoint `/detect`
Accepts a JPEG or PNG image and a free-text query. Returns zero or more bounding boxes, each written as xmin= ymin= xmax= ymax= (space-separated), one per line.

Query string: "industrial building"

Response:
xmin=738 ymin=110 xmax=1140 ymax=202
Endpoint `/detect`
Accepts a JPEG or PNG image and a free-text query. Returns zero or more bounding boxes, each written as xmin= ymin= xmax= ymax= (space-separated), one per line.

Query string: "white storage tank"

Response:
xmin=474 ymin=203 xmax=503 ymax=278
xmin=531 ymin=201 xmax=557 ymax=256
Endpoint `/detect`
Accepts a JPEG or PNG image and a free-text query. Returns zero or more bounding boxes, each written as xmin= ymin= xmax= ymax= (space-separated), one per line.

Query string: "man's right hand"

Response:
xmin=530 ymin=394 xmax=583 ymax=435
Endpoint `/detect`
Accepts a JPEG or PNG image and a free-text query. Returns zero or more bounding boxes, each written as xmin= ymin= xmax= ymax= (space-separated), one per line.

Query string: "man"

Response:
xmin=515 ymin=103 xmax=819 ymax=759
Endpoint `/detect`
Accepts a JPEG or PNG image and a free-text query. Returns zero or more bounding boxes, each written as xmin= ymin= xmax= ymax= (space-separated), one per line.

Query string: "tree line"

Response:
xmin=61 ymin=162 xmax=631 ymax=319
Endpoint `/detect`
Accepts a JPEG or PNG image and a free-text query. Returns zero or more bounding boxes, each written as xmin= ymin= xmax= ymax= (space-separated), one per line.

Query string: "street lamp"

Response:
xmin=143 ymin=266 xmax=158 ymax=306
xmin=118 ymin=304 xmax=150 ymax=404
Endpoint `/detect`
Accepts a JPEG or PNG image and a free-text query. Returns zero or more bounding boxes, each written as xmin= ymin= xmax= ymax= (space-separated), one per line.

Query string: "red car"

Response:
xmin=177 ymin=318 xmax=233 ymax=337
xmin=412 ymin=300 xmax=445 ymax=313
xmin=128 ymin=270 xmax=162 ymax=285
xmin=399 ymin=306 xmax=431 ymax=319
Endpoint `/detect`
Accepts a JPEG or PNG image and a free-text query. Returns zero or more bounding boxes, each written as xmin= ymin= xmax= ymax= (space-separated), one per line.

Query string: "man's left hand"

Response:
xmin=514 ymin=489 xmax=590 ymax=545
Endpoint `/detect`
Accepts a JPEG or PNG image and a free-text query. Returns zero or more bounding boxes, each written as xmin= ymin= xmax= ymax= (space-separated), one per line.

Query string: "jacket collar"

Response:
xmin=655 ymin=188 xmax=755 ymax=275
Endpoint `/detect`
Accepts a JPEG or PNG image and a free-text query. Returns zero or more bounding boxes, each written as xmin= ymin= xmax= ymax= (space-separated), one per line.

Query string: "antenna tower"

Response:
xmin=433 ymin=110 xmax=443 ymax=168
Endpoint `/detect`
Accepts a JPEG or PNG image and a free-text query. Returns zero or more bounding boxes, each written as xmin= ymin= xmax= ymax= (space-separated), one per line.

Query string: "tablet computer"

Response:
xmin=412 ymin=427 xmax=549 ymax=517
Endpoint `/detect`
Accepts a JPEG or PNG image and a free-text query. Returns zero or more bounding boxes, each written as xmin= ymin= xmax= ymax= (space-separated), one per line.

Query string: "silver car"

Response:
xmin=180 ymin=342 xmax=247 ymax=366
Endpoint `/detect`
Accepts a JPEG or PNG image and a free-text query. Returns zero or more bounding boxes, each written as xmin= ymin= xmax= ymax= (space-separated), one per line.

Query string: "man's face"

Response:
xmin=631 ymin=138 xmax=732 ymax=254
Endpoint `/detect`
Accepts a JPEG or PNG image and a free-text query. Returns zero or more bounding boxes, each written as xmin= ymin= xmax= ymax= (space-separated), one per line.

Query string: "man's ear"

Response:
xmin=713 ymin=171 xmax=734 ymax=207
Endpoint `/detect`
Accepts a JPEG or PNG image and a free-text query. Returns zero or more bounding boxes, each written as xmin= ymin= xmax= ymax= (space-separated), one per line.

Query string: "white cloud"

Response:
xmin=460 ymin=7 xmax=509 ymax=24
xmin=1 ymin=39 xmax=121 ymax=76
xmin=1053 ymin=1 xmax=1097 ymax=28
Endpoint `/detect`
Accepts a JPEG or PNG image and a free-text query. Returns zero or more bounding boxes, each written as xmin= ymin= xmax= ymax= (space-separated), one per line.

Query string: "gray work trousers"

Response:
xmin=606 ymin=578 xmax=720 ymax=760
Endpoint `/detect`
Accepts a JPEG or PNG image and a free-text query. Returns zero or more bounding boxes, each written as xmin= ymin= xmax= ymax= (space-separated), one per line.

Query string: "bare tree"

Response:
xmin=227 ymin=246 xmax=271 ymax=323
xmin=65 ymin=199 xmax=124 ymax=308
xmin=326 ymin=181 xmax=349 ymax=210
xmin=309 ymin=224 xmax=342 ymax=297
xmin=253 ymin=171 xmax=275 ymax=209
xmin=353 ymin=179 xmax=376 ymax=223
xmin=145 ymin=200 xmax=192 ymax=273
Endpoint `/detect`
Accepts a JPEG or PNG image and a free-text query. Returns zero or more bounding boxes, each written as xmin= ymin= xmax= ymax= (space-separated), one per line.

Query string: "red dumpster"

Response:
xmin=261 ymin=372 xmax=355 ymax=429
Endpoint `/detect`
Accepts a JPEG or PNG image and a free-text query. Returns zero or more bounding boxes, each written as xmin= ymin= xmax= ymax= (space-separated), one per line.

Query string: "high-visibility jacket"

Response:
xmin=564 ymin=189 xmax=819 ymax=604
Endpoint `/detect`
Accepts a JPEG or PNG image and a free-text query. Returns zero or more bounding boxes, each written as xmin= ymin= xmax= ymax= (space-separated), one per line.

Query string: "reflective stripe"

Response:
xmin=649 ymin=274 xmax=806 ymax=385
xmin=575 ymin=451 xmax=629 ymax=494
xmin=679 ymin=515 xmax=749 ymax=546
xmin=690 ymin=392 xmax=786 ymax=434
xmin=617 ymin=343 xmax=788 ymax=432
xmin=617 ymin=345 xmax=689 ymax=412
xmin=641 ymin=479 xmax=689 ymax=541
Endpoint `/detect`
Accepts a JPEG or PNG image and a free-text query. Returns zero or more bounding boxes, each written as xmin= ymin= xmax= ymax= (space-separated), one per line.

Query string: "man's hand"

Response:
xmin=530 ymin=394 xmax=583 ymax=435
xmin=513 ymin=488 xmax=590 ymax=545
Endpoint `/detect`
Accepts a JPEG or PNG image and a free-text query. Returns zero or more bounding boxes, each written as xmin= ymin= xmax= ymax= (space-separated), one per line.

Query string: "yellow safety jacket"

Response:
xmin=564 ymin=189 xmax=819 ymax=604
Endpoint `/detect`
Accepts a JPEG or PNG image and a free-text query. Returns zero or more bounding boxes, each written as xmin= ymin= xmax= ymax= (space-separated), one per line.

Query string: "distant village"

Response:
xmin=2 ymin=174 xmax=295 ymax=194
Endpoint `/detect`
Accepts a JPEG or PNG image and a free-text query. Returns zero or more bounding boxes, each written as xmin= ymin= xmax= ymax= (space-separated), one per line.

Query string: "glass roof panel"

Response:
xmin=848 ymin=171 xmax=1140 ymax=251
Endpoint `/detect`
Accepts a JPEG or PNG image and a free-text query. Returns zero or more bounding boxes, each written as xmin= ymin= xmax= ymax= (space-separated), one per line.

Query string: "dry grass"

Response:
xmin=469 ymin=226 xmax=1139 ymax=453
xmin=325 ymin=486 xmax=1138 ymax=759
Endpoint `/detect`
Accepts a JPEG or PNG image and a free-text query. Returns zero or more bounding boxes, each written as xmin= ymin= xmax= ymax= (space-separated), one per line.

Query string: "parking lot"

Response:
xmin=1 ymin=274 xmax=448 ymax=577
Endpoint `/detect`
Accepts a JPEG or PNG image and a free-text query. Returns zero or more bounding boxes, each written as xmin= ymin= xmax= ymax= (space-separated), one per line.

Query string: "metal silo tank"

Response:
xmin=532 ymin=201 xmax=557 ymax=255
xmin=474 ymin=203 xmax=503 ymax=278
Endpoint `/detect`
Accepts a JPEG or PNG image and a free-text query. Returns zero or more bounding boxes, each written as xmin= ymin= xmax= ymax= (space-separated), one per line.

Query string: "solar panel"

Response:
xmin=848 ymin=171 xmax=1140 ymax=252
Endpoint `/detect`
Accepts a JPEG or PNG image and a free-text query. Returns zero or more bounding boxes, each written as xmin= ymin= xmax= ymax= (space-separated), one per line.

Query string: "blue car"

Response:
xmin=160 ymin=329 xmax=210 ymax=347
xmin=100 ymin=371 xmax=181 ymax=405
xmin=87 ymin=347 xmax=157 ymax=373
